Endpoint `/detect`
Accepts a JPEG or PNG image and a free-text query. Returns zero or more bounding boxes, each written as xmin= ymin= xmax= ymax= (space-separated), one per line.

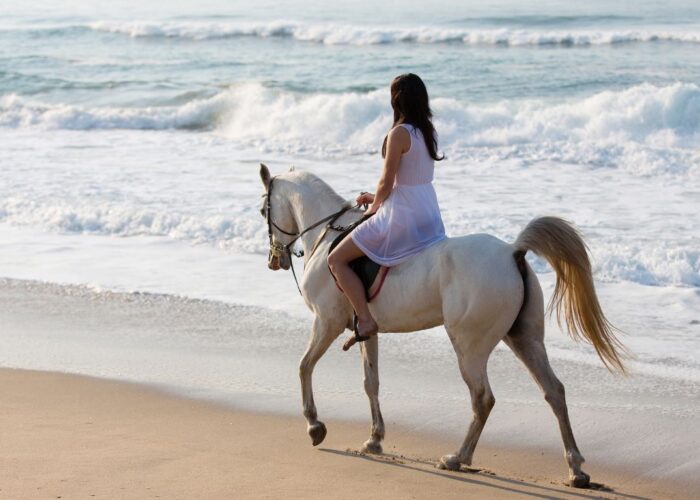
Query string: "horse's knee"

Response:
xmin=484 ymin=392 xmax=495 ymax=412
xmin=544 ymin=379 xmax=566 ymax=408
xmin=480 ymin=392 xmax=495 ymax=419
xmin=472 ymin=387 xmax=495 ymax=420
xmin=299 ymin=355 xmax=314 ymax=380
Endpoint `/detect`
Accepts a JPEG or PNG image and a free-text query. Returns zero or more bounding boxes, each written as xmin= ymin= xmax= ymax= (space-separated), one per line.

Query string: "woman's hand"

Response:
xmin=356 ymin=192 xmax=375 ymax=206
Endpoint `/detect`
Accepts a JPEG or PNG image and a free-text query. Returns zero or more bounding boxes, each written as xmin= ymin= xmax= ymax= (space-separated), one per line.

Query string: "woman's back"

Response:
xmin=331 ymin=72 xmax=444 ymax=344
xmin=351 ymin=122 xmax=446 ymax=267
xmin=395 ymin=124 xmax=435 ymax=186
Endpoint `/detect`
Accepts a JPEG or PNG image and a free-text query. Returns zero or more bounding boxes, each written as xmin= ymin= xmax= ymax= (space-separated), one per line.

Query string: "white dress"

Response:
xmin=351 ymin=123 xmax=446 ymax=267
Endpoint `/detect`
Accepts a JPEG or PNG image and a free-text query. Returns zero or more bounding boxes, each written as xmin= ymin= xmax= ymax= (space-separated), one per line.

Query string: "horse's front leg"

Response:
xmin=299 ymin=315 xmax=343 ymax=446
xmin=359 ymin=335 xmax=384 ymax=454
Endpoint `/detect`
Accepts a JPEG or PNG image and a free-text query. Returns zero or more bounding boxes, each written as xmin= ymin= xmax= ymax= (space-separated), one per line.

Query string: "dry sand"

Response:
xmin=0 ymin=368 xmax=686 ymax=499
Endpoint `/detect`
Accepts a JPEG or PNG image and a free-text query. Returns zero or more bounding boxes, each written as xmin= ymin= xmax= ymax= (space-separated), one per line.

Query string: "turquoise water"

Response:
xmin=3 ymin=0 xmax=700 ymax=105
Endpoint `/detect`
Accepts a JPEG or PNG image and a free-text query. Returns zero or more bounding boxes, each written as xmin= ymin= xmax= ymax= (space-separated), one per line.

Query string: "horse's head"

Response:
xmin=259 ymin=163 xmax=298 ymax=271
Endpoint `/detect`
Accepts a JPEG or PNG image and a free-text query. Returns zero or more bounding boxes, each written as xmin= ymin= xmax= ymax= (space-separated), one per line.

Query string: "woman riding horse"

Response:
xmin=258 ymin=75 xmax=625 ymax=489
xmin=328 ymin=73 xmax=447 ymax=349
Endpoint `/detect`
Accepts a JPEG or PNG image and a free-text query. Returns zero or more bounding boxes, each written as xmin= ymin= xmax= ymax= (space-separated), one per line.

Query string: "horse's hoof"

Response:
xmin=569 ymin=471 xmax=591 ymax=488
xmin=437 ymin=454 xmax=461 ymax=471
xmin=361 ymin=439 xmax=383 ymax=455
xmin=308 ymin=422 xmax=327 ymax=446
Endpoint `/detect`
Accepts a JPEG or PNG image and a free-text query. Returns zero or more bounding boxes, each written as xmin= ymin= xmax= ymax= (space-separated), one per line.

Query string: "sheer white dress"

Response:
xmin=351 ymin=124 xmax=446 ymax=267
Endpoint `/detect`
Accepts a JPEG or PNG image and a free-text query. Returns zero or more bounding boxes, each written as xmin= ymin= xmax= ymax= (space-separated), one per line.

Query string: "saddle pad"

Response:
xmin=329 ymin=230 xmax=385 ymax=301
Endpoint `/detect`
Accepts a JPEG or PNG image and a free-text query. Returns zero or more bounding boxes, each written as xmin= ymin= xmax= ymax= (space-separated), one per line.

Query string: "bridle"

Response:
xmin=263 ymin=176 xmax=365 ymax=295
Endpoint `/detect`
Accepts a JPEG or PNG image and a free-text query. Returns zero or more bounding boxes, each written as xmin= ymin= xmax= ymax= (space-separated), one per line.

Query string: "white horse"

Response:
xmin=258 ymin=164 xmax=625 ymax=488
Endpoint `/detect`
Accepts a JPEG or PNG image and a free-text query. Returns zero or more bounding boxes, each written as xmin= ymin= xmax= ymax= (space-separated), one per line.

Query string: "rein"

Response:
xmin=264 ymin=177 xmax=365 ymax=295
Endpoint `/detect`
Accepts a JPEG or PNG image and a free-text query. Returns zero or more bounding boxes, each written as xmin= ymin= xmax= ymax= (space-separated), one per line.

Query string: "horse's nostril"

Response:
xmin=268 ymin=256 xmax=281 ymax=271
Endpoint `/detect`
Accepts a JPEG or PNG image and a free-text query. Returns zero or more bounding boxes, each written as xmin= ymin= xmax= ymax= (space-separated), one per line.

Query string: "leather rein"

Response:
xmin=264 ymin=177 xmax=366 ymax=295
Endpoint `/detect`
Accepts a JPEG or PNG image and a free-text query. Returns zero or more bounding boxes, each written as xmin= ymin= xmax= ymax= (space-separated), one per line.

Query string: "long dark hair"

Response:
xmin=381 ymin=73 xmax=444 ymax=161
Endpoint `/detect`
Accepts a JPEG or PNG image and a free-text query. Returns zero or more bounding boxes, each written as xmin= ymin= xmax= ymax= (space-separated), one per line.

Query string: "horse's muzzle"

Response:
xmin=268 ymin=253 xmax=290 ymax=271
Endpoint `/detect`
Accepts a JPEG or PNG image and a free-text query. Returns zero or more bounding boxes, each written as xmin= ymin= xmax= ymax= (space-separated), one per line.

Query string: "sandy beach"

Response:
xmin=1 ymin=277 xmax=698 ymax=498
xmin=0 ymin=367 xmax=688 ymax=499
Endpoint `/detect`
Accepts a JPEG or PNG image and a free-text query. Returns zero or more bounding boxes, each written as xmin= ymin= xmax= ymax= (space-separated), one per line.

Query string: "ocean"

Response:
xmin=1 ymin=0 xmax=699 ymax=463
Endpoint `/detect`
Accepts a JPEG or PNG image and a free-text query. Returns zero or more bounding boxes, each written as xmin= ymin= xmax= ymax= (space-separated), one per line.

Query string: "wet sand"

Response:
xmin=0 ymin=368 xmax=687 ymax=499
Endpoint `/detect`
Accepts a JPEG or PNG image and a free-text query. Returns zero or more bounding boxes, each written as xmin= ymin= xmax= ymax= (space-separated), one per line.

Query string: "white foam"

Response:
xmin=0 ymin=195 xmax=268 ymax=254
xmin=436 ymin=82 xmax=700 ymax=175
xmin=0 ymin=161 xmax=698 ymax=289
xmin=0 ymin=92 xmax=223 ymax=130
xmin=3 ymin=82 xmax=697 ymax=175
xmin=595 ymin=245 xmax=700 ymax=287
xmin=2 ymin=83 xmax=699 ymax=287
xmin=86 ymin=20 xmax=700 ymax=46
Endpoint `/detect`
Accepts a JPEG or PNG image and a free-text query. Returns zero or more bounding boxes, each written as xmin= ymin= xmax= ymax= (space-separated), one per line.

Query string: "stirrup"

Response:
xmin=342 ymin=314 xmax=370 ymax=351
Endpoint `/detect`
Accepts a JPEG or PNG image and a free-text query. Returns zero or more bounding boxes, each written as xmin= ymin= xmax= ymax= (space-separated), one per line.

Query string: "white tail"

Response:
xmin=515 ymin=216 xmax=627 ymax=373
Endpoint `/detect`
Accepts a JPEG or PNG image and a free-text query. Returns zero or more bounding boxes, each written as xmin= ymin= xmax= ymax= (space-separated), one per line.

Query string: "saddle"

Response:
xmin=328 ymin=229 xmax=389 ymax=350
xmin=328 ymin=231 xmax=388 ymax=301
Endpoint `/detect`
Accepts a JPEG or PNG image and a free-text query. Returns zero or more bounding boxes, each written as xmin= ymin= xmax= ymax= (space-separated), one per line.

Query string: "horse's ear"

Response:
xmin=260 ymin=163 xmax=271 ymax=190
xmin=289 ymin=165 xmax=295 ymax=172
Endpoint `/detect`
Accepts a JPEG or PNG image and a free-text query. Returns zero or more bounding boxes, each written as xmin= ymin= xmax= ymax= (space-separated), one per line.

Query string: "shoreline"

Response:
xmin=0 ymin=367 xmax=683 ymax=499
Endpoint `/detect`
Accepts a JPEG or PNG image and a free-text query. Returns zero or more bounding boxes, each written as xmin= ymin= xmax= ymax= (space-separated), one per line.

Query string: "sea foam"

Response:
xmin=84 ymin=20 xmax=700 ymax=46
xmin=0 ymin=196 xmax=266 ymax=254
xmin=2 ymin=83 xmax=698 ymax=175
xmin=0 ymin=93 xmax=223 ymax=131
xmin=0 ymin=196 xmax=698 ymax=289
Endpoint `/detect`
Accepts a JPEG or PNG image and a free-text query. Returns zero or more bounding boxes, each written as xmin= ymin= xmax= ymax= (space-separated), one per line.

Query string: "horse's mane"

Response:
xmin=282 ymin=169 xmax=346 ymax=205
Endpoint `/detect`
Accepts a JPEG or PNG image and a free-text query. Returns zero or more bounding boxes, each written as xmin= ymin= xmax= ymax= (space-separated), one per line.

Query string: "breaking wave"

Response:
xmin=2 ymin=82 xmax=698 ymax=175
xmin=85 ymin=20 xmax=700 ymax=46
xmin=0 ymin=92 xmax=221 ymax=130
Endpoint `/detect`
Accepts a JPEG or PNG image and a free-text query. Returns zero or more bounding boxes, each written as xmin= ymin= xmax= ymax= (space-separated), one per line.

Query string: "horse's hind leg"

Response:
xmin=359 ymin=335 xmax=384 ymax=454
xmin=438 ymin=346 xmax=495 ymax=471
xmin=503 ymin=332 xmax=590 ymax=488
xmin=300 ymin=316 xmax=343 ymax=446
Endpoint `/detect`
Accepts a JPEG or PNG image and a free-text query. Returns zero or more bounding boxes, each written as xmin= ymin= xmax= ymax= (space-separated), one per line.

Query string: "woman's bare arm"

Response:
xmin=366 ymin=125 xmax=410 ymax=214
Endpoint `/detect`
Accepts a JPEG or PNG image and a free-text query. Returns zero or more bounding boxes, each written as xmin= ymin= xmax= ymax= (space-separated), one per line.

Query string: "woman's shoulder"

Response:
xmin=390 ymin=123 xmax=411 ymax=132
xmin=388 ymin=124 xmax=412 ymax=153
xmin=390 ymin=124 xmax=414 ymax=141
xmin=393 ymin=123 xmax=417 ymax=133
xmin=394 ymin=123 xmax=425 ymax=141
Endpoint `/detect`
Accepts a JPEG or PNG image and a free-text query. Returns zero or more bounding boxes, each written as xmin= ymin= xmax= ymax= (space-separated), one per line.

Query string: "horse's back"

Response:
xmin=441 ymin=234 xmax=522 ymax=284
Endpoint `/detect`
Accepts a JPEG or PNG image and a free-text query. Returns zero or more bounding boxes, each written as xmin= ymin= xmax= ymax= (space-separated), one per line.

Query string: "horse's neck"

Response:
xmin=288 ymin=183 xmax=347 ymax=260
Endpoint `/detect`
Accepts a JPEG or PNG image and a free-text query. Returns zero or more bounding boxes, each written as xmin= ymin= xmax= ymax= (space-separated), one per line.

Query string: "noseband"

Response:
xmin=265 ymin=180 xmax=303 ymax=261
xmin=264 ymin=176 xmax=360 ymax=295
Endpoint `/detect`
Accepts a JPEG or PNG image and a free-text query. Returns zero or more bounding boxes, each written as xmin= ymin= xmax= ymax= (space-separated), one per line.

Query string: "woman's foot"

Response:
xmin=358 ymin=317 xmax=379 ymax=337
xmin=342 ymin=317 xmax=378 ymax=351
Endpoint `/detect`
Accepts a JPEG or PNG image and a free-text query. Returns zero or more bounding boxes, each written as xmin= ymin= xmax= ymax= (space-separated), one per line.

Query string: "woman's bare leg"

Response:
xmin=327 ymin=237 xmax=378 ymax=338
